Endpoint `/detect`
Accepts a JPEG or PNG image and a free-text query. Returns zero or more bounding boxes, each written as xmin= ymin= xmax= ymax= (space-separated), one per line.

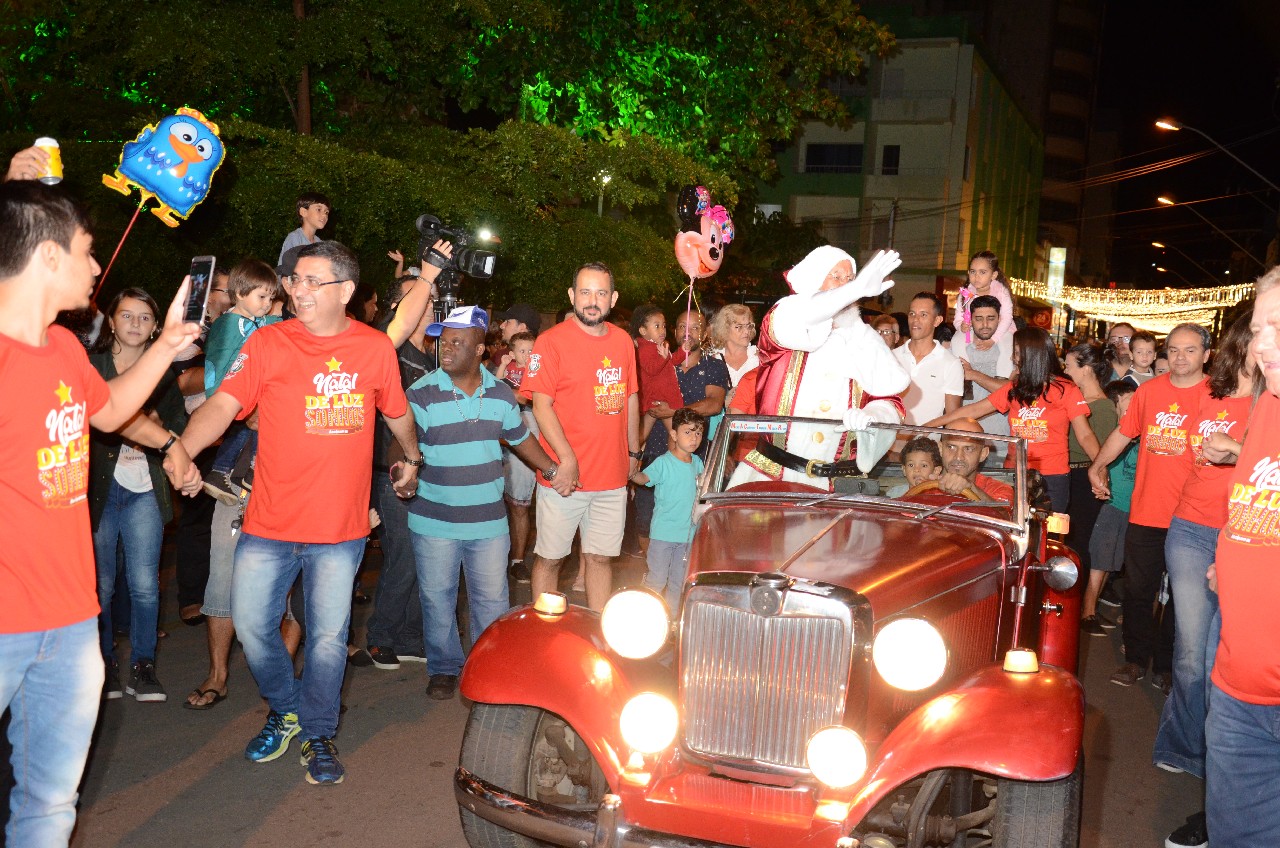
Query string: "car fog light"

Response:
xmin=601 ymin=590 xmax=670 ymax=659
xmin=872 ymin=618 xmax=947 ymax=691
xmin=806 ymin=726 xmax=868 ymax=789
xmin=619 ymin=693 xmax=678 ymax=754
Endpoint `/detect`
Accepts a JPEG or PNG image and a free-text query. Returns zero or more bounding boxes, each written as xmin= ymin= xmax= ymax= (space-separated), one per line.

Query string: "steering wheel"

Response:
xmin=902 ymin=479 xmax=983 ymax=502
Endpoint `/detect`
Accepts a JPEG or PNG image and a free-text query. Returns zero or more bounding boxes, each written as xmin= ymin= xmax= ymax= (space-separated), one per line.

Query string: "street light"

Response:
xmin=1150 ymin=240 xmax=1219 ymax=283
xmin=597 ymin=171 xmax=612 ymax=217
xmin=1155 ymin=265 xmax=1193 ymax=286
xmin=1155 ymin=118 xmax=1280 ymax=194
xmin=1156 ymin=194 xmax=1264 ymax=266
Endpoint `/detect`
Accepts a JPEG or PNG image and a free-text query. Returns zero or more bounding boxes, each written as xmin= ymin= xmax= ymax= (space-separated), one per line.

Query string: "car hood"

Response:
xmin=689 ymin=500 xmax=1010 ymax=616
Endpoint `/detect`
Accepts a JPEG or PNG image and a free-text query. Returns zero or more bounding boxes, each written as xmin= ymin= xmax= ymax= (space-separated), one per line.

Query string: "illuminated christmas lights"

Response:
xmin=1008 ymin=278 xmax=1253 ymax=333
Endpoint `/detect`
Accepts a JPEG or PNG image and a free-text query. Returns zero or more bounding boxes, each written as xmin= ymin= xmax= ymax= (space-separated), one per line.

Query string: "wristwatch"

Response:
xmin=541 ymin=463 xmax=558 ymax=481
xmin=404 ymin=454 xmax=425 ymax=467
xmin=628 ymin=450 xmax=644 ymax=460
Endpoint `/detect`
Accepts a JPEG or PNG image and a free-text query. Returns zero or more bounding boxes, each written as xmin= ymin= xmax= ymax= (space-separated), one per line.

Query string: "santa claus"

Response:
xmin=729 ymin=246 xmax=909 ymax=488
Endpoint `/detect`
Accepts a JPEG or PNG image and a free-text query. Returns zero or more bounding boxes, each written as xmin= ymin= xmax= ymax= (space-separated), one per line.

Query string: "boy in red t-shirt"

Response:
xmin=0 ymin=172 xmax=201 ymax=843
xmin=631 ymin=304 xmax=687 ymax=445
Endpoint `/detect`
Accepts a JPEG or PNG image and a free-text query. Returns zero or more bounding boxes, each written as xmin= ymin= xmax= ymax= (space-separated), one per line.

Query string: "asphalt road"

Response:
xmin=7 ymin=547 xmax=1199 ymax=848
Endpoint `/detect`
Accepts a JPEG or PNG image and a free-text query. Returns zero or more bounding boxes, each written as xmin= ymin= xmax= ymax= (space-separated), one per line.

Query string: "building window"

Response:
xmin=881 ymin=144 xmax=901 ymax=176
xmin=963 ymin=145 xmax=971 ymax=181
xmin=957 ymin=217 xmax=969 ymax=255
xmin=803 ymin=143 xmax=863 ymax=174
xmin=881 ymin=68 xmax=905 ymax=98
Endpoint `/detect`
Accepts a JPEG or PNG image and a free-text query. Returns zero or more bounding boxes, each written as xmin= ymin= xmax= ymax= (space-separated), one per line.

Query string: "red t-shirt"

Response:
xmin=1211 ymin=390 xmax=1280 ymax=704
xmin=1174 ymin=393 xmax=1253 ymax=529
xmin=987 ymin=378 xmax=1089 ymax=475
xmin=503 ymin=363 xmax=526 ymax=391
xmin=1118 ymin=373 xmax=1210 ymax=528
xmin=975 ymin=473 xmax=1015 ymax=503
xmin=521 ymin=320 xmax=637 ymax=491
xmin=0 ymin=326 xmax=110 ymax=633
xmin=219 ymin=319 xmax=406 ymax=543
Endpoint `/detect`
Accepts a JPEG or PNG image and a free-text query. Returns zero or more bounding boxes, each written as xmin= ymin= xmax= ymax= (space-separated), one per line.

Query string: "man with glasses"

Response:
xmin=1106 ymin=322 xmax=1136 ymax=382
xmin=871 ymin=313 xmax=901 ymax=349
xmin=180 ymin=240 xmax=423 ymax=786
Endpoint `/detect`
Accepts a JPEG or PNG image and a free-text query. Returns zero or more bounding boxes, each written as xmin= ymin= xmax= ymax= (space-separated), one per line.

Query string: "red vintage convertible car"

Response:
xmin=454 ymin=417 xmax=1084 ymax=848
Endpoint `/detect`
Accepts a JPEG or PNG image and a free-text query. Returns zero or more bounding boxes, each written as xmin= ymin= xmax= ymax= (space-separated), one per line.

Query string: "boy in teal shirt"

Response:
xmin=1084 ymin=380 xmax=1139 ymax=633
xmin=629 ymin=408 xmax=705 ymax=613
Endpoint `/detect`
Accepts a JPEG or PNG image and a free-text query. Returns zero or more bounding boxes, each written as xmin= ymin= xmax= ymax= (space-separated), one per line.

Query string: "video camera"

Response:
xmin=415 ymin=214 xmax=497 ymax=282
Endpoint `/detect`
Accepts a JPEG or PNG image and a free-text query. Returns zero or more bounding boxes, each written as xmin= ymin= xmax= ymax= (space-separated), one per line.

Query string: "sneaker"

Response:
xmin=396 ymin=649 xmax=427 ymax=664
xmin=368 ymin=645 xmax=400 ymax=670
xmin=1097 ymin=614 xmax=1117 ymax=630
xmin=1151 ymin=671 xmax=1173 ymax=696
xmin=346 ymin=647 xmax=374 ymax=667
xmin=1156 ymin=761 xmax=1186 ymax=774
xmin=1165 ymin=811 xmax=1208 ymax=848
xmin=427 ymin=674 xmax=458 ymax=700
xmin=1110 ymin=662 xmax=1146 ymax=687
xmin=201 ymin=471 xmax=241 ymax=506
xmin=126 ymin=659 xmax=167 ymax=702
xmin=509 ymin=560 xmax=531 ymax=583
xmin=1080 ymin=615 xmax=1108 ymax=637
xmin=300 ymin=736 xmax=346 ymax=785
xmin=1098 ymin=584 xmax=1122 ymax=608
xmin=103 ymin=660 xmax=123 ymax=700
xmin=245 ymin=710 xmax=300 ymax=762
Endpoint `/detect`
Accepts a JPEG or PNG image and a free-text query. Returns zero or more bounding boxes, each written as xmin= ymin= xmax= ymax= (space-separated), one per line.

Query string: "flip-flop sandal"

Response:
xmin=181 ymin=606 xmax=206 ymax=626
xmin=182 ymin=688 xmax=227 ymax=711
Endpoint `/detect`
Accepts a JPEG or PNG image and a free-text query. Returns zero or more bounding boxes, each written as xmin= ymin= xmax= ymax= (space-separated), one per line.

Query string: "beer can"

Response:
xmin=34 ymin=137 xmax=63 ymax=185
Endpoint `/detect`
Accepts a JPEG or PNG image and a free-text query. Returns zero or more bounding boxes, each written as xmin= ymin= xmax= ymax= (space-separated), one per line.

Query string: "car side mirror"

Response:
xmin=1030 ymin=555 xmax=1079 ymax=592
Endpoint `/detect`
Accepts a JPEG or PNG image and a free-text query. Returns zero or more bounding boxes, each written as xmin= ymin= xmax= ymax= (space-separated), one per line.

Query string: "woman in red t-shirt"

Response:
xmin=929 ymin=327 xmax=1099 ymax=511
xmin=1154 ymin=311 xmax=1258 ymax=780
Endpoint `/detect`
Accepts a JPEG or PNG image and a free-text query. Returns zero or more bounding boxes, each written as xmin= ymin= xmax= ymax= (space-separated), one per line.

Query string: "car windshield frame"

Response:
xmin=698 ymin=415 xmax=1029 ymax=535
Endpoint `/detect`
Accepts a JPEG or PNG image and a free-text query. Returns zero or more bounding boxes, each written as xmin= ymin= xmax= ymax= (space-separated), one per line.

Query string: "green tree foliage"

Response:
xmin=2 ymin=1 xmax=891 ymax=305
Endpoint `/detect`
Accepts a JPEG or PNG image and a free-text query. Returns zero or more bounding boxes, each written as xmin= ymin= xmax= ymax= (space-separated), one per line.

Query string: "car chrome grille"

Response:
xmin=680 ymin=582 xmax=854 ymax=771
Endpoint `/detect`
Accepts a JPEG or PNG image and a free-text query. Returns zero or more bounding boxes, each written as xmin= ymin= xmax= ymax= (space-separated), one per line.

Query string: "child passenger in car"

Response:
xmin=886 ymin=436 xmax=942 ymax=497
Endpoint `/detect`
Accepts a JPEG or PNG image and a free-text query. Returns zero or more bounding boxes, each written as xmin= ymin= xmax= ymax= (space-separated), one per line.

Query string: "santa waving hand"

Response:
xmin=730 ymin=246 xmax=909 ymax=488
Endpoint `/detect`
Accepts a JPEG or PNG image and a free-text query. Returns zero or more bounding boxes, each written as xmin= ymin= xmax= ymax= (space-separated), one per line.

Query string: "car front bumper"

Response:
xmin=456 ymin=767 xmax=741 ymax=848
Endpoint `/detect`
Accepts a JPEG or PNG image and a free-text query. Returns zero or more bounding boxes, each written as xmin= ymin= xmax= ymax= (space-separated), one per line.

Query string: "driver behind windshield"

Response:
xmin=886 ymin=436 xmax=942 ymax=497
xmin=937 ymin=419 xmax=1013 ymax=503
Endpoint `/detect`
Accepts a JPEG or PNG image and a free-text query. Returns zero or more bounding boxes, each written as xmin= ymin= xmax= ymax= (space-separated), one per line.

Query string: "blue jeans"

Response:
xmin=93 ymin=481 xmax=163 ymax=665
xmin=409 ymin=532 xmax=510 ymax=676
xmin=1154 ymin=516 xmax=1221 ymax=777
xmin=646 ymin=540 xmax=690 ymax=613
xmin=231 ymin=533 xmax=363 ymax=739
xmin=1206 ymin=683 xmax=1280 ymax=846
xmin=0 ymin=618 xmax=103 ymax=847
xmin=365 ymin=475 xmax=424 ymax=654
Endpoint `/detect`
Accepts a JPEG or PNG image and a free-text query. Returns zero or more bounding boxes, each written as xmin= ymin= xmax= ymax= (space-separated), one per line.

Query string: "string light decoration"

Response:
xmin=1008 ymin=278 xmax=1254 ymax=334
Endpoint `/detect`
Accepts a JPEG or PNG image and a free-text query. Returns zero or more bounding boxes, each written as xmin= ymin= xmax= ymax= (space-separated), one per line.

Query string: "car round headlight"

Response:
xmin=619 ymin=692 xmax=678 ymax=754
xmin=806 ymin=726 xmax=868 ymax=789
xmin=601 ymin=590 xmax=670 ymax=659
xmin=872 ymin=618 xmax=947 ymax=691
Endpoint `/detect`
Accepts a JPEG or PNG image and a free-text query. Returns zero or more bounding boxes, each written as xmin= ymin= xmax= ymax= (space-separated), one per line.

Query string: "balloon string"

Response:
xmin=670 ymin=275 xmax=702 ymax=348
xmin=94 ymin=201 xmax=146 ymax=302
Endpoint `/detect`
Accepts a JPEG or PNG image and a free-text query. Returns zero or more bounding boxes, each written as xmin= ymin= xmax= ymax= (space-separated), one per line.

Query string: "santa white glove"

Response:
xmin=847 ymin=249 xmax=903 ymax=300
xmin=837 ymin=407 xmax=873 ymax=433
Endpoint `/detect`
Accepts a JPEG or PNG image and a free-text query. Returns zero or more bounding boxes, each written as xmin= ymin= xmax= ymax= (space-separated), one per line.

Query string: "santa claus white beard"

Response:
xmin=832 ymin=303 xmax=862 ymax=329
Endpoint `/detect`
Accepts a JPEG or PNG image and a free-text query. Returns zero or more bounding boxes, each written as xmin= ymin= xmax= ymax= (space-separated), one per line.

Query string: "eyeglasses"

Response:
xmin=1109 ymin=335 xmax=1131 ymax=344
xmin=289 ymin=276 xmax=350 ymax=291
xmin=877 ymin=328 xmax=898 ymax=337
xmin=731 ymin=322 xmax=756 ymax=332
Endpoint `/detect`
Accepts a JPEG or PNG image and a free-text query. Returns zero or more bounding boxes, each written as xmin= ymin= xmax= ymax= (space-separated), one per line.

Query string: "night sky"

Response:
xmin=1097 ymin=0 xmax=1280 ymax=286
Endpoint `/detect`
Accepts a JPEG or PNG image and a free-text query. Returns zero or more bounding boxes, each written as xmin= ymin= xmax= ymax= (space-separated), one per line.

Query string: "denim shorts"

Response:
xmin=1088 ymin=503 xmax=1128 ymax=572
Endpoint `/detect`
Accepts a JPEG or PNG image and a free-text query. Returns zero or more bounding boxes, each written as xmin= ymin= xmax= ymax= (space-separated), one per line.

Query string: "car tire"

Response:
xmin=991 ymin=756 xmax=1082 ymax=847
xmin=459 ymin=703 xmax=605 ymax=848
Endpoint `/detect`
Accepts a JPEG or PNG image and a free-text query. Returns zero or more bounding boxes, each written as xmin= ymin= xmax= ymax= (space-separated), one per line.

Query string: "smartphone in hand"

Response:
xmin=183 ymin=255 xmax=216 ymax=324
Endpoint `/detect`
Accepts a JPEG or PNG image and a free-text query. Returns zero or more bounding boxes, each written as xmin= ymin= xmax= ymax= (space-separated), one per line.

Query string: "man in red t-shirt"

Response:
xmin=1088 ymin=323 xmax=1211 ymax=690
xmin=181 ymin=241 xmax=423 ymax=786
xmin=1203 ymin=268 xmax=1280 ymax=845
xmin=0 ymin=172 xmax=200 ymax=845
xmin=521 ymin=262 xmax=640 ymax=610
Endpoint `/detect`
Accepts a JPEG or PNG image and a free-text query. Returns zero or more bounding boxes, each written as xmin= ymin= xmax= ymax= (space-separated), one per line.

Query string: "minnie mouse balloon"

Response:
xmin=673 ymin=185 xmax=734 ymax=279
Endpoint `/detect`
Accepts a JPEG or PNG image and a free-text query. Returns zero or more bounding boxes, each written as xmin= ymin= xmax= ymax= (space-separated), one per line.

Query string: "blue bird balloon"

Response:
xmin=103 ymin=108 xmax=226 ymax=227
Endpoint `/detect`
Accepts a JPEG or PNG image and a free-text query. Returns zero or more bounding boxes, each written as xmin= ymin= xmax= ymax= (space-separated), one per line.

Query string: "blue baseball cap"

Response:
xmin=426 ymin=305 xmax=489 ymax=337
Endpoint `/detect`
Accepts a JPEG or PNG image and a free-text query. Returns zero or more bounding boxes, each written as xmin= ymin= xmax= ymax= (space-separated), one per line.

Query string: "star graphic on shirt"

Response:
xmin=601 ymin=356 xmax=612 ymax=368
xmin=55 ymin=381 xmax=73 ymax=406
xmin=1216 ymin=410 xmax=1229 ymax=420
xmin=326 ymin=356 xmax=343 ymax=372
xmin=1168 ymin=403 xmax=1180 ymax=413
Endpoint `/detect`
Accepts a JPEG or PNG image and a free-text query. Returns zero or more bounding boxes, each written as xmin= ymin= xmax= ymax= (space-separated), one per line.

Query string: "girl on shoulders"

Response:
xmin=955 ymin=250 xmax=1015 ymax=350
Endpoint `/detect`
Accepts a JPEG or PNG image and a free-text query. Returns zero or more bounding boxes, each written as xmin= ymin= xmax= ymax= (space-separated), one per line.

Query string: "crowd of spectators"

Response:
xmin=5 ymin=142 xmax=1280 ymax=848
